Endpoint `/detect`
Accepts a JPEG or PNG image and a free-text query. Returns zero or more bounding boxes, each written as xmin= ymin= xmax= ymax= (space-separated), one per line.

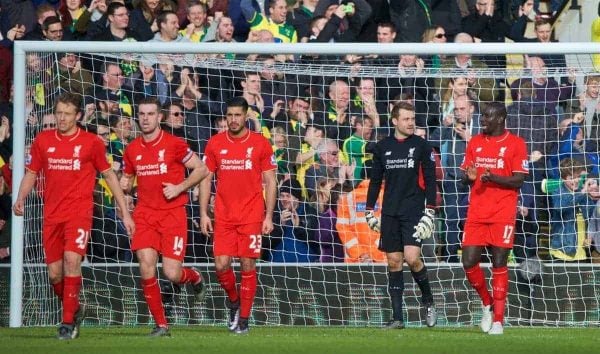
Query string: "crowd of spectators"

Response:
xmin=2 ymin=0 xmax=599 ymax=266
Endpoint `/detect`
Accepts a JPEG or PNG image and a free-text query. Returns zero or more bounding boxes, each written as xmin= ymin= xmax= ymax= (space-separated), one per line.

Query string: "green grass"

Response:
xmin=1 ymin=326 xmax=598 ymax=354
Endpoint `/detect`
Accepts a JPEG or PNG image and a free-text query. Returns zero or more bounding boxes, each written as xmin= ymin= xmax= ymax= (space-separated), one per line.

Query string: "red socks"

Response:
xmin=62 ymin=276 xmax=81 ymax=324
xmin=142 ymin=277 xmax=167 ymax=328
xmin=52 ymin=280 xmax=64 ymax=300
xmin=216 ymin=268 xmax=239 ymax=302
xmin=240 ymin=270 xmax=257 ymax=319
xmin=492 ymin=267 xmax=508 ymax=323
xmin=465 ymin=264 xmax=492 ymax=307
xmin=178 ymin=267 xmax=201 ymax=285
xmin=216 ymin=268 xmax=256 ymax=318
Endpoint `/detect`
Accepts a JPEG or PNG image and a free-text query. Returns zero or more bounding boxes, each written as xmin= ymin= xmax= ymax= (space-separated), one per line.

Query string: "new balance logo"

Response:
xmin=385 ymin=151 xmax=392 ymax=156
xmin=476 ymin=147 xmax=482 ymax=152
xmin=220 ymin=149 xmax=228 ymax=154
xmin=136 ymin=155 xmax=142 ymax=161
xmin=47 ymin=147 xmax=56 ymax=153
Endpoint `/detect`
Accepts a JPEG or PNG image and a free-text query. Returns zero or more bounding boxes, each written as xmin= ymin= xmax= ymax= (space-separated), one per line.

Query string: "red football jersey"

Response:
xmin=26 ymin=128 xmax=111 ymax=223
xmin=123 ymin=130 xmax=193 ymax=210
xmin=204 ymin=130 xmax=277 ymax=225
xmin=460 ymin=131 xmax=529 ymax=222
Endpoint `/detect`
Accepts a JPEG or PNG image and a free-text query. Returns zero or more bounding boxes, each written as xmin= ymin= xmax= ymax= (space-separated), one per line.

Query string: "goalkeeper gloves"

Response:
xmin=413 ymin=208 xmax=435 ymax=241
xmin=365 ymin=210 xmax=380 ymax=232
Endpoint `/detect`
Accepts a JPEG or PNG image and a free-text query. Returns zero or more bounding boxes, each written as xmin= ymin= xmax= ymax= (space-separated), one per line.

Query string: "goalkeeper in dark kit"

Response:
xmin=364 ymin=101 xmax=438 ymax=329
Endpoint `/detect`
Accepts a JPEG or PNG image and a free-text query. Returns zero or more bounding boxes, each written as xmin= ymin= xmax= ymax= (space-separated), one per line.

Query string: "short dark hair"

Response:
xmin=269 ymin=0 xmax=282 ymax=9
xmin=42 ymin=16 xmax=61 ymax=31
xmin=391 ymin=101 xmax=415 ymax=119
xmin=534 ymin=18 xmax=551 ymax=30
xmin=156 ymin=10 xmax=177 ymax=28
xmin=227 ymin=96 xmax=249 ymax=113
xmin=306 ymin=123 xmax=325 ymax=135
xmin=377 ymin=22 xmax=396 ymax=33
xmin=108 ymin=114 xmax=125 ymax=128
xmin=55 ymin=92 xmax=82 ymax=113
xmin=482 ymin=101 xmax=507 ymax=121
xmin=107 ymin=2 xmax=127 ymax=17
xmin=353 ymin=116 xmax=373 ymax=127
xmin=136 ymin=97 xmax=161 ymax=111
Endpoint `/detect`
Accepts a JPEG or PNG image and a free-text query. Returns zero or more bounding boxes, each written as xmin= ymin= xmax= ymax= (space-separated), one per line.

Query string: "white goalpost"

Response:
xmin=8 ymin=41 xmax=600 ymax=328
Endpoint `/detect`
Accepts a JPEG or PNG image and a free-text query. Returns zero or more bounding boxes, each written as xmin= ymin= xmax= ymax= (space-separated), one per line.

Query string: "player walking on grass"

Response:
xmin=364 ymin=102 xmax=438 ymax=329
xmin=120 ymin=98 xmax=208 ymax=337
xmin=460 ymin=102 xmax=528 ymax=335
xmin=13 ymin=93 xmax=136 ymax=340
xmin=200 ymin=96 xmax=277 ymax=335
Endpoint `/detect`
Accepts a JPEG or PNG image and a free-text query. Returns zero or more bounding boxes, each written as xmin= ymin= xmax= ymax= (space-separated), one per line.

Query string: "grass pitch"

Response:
xmin=1 ymin=326 xmax=597 ymax=354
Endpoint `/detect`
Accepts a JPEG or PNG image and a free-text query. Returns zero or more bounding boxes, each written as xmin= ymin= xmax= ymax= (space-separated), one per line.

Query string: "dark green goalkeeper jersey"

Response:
xmin=366 ymin=134 xmax=437 ymax=218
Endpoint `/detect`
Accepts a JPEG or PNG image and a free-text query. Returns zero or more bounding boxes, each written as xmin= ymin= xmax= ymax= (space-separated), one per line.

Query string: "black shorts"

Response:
xmin=379 ymin=214 xmax=422 ymax=253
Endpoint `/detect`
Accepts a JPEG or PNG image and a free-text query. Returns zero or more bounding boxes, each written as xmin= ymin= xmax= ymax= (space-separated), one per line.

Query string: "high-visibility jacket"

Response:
xmin=336 ymin=179 xmax=386 ymax=263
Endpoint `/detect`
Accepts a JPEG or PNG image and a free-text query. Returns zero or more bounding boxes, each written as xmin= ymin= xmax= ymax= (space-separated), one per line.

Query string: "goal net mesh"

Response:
xmin=13 ymin=47 xmax=600 ymax=327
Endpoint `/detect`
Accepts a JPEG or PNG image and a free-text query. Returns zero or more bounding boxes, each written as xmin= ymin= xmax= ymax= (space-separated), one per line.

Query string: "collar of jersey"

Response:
xmin=226 ymin=129 xmax=251 ymax=143
xmin=141 ymin=129 xmax=164 ymax=147
xmin=484 ymin=131 xmax=510 ymax=143
xmin=55 ymin=127 xmax=81 ymax=142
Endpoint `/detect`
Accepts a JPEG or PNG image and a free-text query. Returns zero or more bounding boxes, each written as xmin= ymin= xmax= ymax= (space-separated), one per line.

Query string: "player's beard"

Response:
xmin=228 ymin=122 xmax=245 ymax=136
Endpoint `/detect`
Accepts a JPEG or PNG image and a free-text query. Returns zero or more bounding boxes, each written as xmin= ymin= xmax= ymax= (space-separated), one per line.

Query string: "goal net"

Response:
xmin=7 ymin=41 xmax=600 ymax=328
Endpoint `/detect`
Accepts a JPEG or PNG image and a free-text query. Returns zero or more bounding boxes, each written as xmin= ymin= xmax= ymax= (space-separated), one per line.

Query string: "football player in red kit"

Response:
xmin=13 ymin=93 xmax=135 ymax=340
xmin=200 ymin=96 xmax=277 ymax=335
xmin=121 ymin=97 xmax=208 ymax=337
xmin=460 ymin=102 xmax=528 ymax=335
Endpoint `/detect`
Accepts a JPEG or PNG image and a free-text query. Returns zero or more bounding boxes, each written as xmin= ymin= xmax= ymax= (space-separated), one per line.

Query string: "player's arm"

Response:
xmin=365 ymin=144 xmax=383 ymax=232
xmin=459 ymin=140 xmax=477 ymax=185
xmin=101 ymin=168 xmax=135 ymax=236
xmin=480 ymin=170 xmax=526 ymax=189
xmin=481 ymin=140 xmax=528 ymax=189
xmin=12 ymin=170 xmax=38 ymax=216
xmin=120 ymin=172 xmax=134 ymax=193
xmin=162 ymin=153 xmax=208 ymax=200
xmin=262 ymin=168 xmax=277 ymax=235
xmin=199 ymin=171 xmax=214 ymax=236
xmin=421 ymin=143 xmax=437 ymax=209
xmin=365 ymin=144 xmax=383 ymax=210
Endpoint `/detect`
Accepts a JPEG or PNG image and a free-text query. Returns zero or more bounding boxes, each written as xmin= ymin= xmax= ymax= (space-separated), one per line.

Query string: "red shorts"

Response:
xmin=462 ymin=221 xmax=516 ymax=248
xmin=213 ymin=222 xmax=263 ymax=258
xmin=43 ymin=217 xmax=92 ymax=264
xmin=131 ymin=206 xmax=188 ymax=261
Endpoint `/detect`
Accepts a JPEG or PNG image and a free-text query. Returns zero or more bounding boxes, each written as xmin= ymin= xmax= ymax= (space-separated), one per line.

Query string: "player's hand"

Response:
xmin=480 ymin=168 xmax=493 ymax=183
xmin=200 ymin=215 xmax=213 ymax=236
xmin=162 ymin=182 xmax=183 ymax=200
xmin=13 ymin=199 xmax=25 ymax=216
xmin=413 ymin=208 xmax=435 ymax=241
xmin=121 ymin=213 xmax=136 ymax=236
xmin=466 ymin=165 xmax=478 ymax=182
xmin=262 ymin=216 xmax=274 ymax=235
xmin=365 ymin=210 xmax=380 ymax=232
